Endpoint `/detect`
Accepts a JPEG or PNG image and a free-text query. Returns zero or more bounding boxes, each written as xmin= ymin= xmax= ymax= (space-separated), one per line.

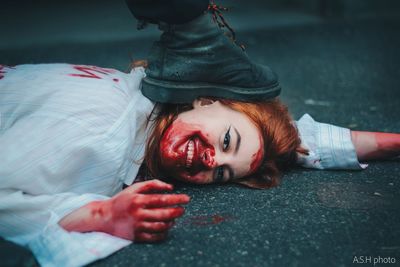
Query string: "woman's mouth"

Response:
xmin=159 ymin=119 xmax=216 ymax=178
xmin=185 ymin=136 xmax=214 ymax=175
xmin=186 ymin=139 xmax=195 ymax=169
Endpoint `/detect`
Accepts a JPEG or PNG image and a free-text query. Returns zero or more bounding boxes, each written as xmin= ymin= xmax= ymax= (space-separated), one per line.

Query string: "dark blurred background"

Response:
xmin=1 ymin=0 xmax=400 ymax=120
xmin=2 ymin=0 xmax=400 ymax=68
xmin=1 ymin=1 xmax=400 ymax=267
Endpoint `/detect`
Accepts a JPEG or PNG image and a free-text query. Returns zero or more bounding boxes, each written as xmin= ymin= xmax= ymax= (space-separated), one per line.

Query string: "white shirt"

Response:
xmin=0 ymin=64 xmax=365 ymax=267
xmin=0 ymin=64 xmax=153 ymax=266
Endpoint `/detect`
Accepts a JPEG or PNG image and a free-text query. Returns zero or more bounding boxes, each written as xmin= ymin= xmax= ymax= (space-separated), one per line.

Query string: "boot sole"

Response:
xmin=141 ymin=77 xmax=281 ymax=103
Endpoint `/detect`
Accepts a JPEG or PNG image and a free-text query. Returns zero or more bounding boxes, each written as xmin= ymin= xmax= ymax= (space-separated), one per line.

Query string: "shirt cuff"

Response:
xmin=295 ymin=114 xmax=368 ymax=170
xmin=28 ymin=195 xmax=131 ymax=267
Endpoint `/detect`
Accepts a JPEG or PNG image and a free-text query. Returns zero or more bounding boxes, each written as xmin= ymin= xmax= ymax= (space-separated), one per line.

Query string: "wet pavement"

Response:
xmin=1 ymin=1 xmax=400 ymax=266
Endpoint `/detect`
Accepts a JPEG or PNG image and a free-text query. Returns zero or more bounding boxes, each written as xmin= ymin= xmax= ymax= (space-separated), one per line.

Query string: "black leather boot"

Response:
xmin=128 ymin=2 xmax=281 ymax=103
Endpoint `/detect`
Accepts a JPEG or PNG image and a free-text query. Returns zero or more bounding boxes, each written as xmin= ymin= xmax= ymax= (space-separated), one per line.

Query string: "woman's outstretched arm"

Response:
xmin=295 ymin=114 xmax=400 ymax=170
xmin=351 ymin=131 xmax=400 ymax=161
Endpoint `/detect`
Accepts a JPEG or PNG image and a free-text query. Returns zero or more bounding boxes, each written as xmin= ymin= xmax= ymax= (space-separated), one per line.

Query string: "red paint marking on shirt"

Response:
xmin=69 ymin=65 xmax=115 ymax=79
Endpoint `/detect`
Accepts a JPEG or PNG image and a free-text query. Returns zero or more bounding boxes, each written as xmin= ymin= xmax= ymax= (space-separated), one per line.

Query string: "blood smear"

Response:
xmin=183 ymin=214 xmax=235 ymax=226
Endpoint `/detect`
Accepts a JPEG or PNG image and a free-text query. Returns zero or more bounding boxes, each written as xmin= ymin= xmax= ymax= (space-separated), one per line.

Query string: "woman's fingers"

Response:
xmin=130 ymin=179 xmax=173 ymax=194
xmin=136 ymin=221 xmax=174 ymax=233
xmin=141 ymin=194 xmax=190 ymax=208
xmin=139 ymin=207 xmax=185 ymax=221
xmin=134 ymin=232 xmax=167 ymax=243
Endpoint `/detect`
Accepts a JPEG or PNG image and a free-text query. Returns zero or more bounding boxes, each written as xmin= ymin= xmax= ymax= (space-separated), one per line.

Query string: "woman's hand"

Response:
xmin=351 ymin=131 xmax=400 ymax=161
xmin=59 ymin=179 xmax=190 ymax=242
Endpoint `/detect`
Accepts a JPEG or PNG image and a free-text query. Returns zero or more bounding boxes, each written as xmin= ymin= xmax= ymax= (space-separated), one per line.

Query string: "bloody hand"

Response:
xmin=59 ymin=179 xmax=190 ymax=242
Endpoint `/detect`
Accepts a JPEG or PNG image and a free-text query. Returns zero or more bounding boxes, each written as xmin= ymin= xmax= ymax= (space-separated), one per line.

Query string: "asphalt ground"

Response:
xmin=1 ymin=1 xmax=400 ymax=267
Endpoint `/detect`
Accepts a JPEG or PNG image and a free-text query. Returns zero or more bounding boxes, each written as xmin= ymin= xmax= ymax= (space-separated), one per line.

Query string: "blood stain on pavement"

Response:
xmin=183 ymin=214 xmax=236 ymax=226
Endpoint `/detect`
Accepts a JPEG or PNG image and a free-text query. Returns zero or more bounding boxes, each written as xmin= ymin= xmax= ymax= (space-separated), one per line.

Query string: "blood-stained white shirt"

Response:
xmin=0 ymin=64 xmax=153 ymax=267
xmin=0 ymin=63 xmax=365 ymax=267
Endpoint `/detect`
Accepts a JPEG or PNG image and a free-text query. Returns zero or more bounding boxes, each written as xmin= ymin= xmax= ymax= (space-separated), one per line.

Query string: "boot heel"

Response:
xmin=141 ymin=77 xmax=202 ymax=104
xmin=141 ymin=77 xmax=281 ymax=104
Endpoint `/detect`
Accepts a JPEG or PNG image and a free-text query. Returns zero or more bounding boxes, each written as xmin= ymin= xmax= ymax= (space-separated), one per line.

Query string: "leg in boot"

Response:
xmin=126 ymin=0 xmax=209 ymax=24
xmin=126 ymin=1 xmax=281 ymax=103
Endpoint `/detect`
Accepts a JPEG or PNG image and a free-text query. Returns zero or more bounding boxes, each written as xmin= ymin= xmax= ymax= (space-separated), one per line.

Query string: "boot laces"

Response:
xmin=208 ymin=0 xmax=245 ymax=51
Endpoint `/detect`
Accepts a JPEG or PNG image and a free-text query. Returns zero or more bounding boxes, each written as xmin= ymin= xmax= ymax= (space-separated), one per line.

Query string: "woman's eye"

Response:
xmin=216 ymin=166 xmax=224 ymax=182
xmin=223 ymin=127 xmax=231 ymax=150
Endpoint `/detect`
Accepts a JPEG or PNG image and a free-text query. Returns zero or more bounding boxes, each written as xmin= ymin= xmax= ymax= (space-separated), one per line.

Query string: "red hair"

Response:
xmin=144 ymin=98 xmax=305 ymax=189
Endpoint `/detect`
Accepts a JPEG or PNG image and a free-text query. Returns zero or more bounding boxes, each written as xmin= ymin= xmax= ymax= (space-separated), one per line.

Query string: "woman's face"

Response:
xmin=159 ymin=99 xmax=264 ymax=184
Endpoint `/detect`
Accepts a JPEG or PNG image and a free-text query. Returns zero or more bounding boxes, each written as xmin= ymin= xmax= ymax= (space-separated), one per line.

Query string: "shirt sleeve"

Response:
xmin=294 ymin=114 xmax=368 ymax=170
xmin=0 ymin=190 xmax=131 ymax=267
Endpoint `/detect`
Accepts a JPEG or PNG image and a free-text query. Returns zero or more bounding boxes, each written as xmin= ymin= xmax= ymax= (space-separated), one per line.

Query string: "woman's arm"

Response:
xmin=295 ymin=114 xmax=400 ymax=170
xmin=351 ymin=131 xmax=400 ymax=161
xmin=59 ymin=179 xmax=190 ymax=242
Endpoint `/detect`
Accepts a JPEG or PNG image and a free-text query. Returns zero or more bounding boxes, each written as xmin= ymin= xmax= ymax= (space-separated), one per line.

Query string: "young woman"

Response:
xmin=0 ymin=63 xmax=399 ymax=267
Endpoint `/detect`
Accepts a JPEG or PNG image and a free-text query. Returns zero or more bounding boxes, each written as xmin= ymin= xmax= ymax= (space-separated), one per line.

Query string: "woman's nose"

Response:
xmin=201 ymin=148 xmax=216 ymax=169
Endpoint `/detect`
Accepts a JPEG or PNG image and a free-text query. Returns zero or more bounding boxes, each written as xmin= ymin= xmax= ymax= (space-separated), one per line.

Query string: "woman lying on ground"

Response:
xmin=0 ymin=62 xmax=399 ymax=267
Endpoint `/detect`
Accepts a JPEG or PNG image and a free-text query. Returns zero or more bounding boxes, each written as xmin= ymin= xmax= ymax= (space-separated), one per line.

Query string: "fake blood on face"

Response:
xmin=159 ymin=119 xmax=216 ymax=181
